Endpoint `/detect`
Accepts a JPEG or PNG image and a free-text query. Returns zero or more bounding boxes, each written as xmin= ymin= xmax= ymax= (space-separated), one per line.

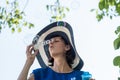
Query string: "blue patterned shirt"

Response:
xmin=32 ymin=67 xmax=84 ymax=80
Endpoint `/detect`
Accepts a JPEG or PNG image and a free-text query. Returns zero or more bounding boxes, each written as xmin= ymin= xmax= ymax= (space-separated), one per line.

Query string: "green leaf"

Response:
xmin=118 ymin=33 xmax=120 ymax=37
xmin=100 ymin=0 xmax=104 ymax=2
xmin=14 ymin=1 xmax=19 ymax=7
xmin=99 ymin=1 xmax=105 ymax=10
xmin=115 ymin=30 xmax=119 ymax=34
xmin=21 ymin=11 xmax=25 ymax=15
xmin=0 ymin=15 xmax=3 ymax=19
xmin=7 ymin=19 xmax=12 ymax=28
xmin=46 ymin=5 xmax=49 ymax=10
xmin=58 ymin=7 xmax=63 ymax=14
xmin=0 ymin=26 xmax=2 ymax=30
xmin=62 ymin=13 xmax=66 ymax=18
xmin=23 ymin=22 xmax=27 ymax=26
xmin=66 ymin=7 xmax=70 ymax=12
xmin=28 ymin=23 xmax=34 ymax=29
xmin=115 ymin=26 xmax=120 ymax=34
xmin=105 ymin=0 xmax=109 ymax=10
xmin=29 ymin=23 xmax=34 ymax=27
xmin=109 ymin=0 xmax=116 ymax=6
xmin=109 ymin=0 xmax=112 ymax=5
xmin=11 ymin=27 xmax=15 ymax=33
xmin=96 ymin=14 xmax=103 ymax=21
xmin=17 ymin=28 xmax=22 ymax=33
xmin=15 ymin=14 xmax=23 ymax=19
xmin=15 ymin=9 xmax=20 ymax=14
xmin=1 ymin=7 xmax=5 ymax=14
xmin=13 ymin=18 xmax=19 ymax=25
xmin=110 ymin=15 xmax=112 ymax=19
xmin=90 ymin=9 xmax=95 ymax=12
xmin=6 ymin=0 xmax=9 ymax=4
xmin=52 ymin=16 xmax=57 ymax=19
xmin=113 ymin=37 xmax=120 ymax=50
xmin=113 ymin=56 xmax=120 ymax=68
xmin=116 ymin=2 xmax=120 ymax=15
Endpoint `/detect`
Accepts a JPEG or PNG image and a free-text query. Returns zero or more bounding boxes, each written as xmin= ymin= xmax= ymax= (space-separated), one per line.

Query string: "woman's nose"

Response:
xmin=49 ymin=42 xmax=53 ymax=47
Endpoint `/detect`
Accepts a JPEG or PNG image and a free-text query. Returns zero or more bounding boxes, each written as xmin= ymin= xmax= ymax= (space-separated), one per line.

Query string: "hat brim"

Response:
xmin=32 ymin=21 xmax=84 ymax=70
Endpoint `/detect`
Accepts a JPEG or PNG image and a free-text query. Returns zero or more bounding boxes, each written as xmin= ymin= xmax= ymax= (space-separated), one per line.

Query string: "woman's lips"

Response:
xmin=49 ymin=45 xmax=54 ymax=49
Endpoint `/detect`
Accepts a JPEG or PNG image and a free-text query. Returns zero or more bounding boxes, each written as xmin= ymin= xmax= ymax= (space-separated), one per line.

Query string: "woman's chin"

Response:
xmin=50 ymin=52 xmax=59 ymax=58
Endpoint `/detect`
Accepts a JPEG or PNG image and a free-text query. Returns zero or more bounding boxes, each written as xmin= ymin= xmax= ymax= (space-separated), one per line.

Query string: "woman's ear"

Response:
xmin=65 ymin=45 xmax=70 ymax=51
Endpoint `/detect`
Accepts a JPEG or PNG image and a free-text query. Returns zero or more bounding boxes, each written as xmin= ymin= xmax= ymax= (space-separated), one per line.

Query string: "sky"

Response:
xmin=0 ymin=0 xmax=120 ymax=80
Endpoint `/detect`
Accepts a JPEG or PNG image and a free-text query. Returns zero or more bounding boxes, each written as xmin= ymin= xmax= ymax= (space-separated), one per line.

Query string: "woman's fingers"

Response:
xmin=26 ymin=44 xmax=38 ymax=58
xmin=26 ymin=44 xmax=34 ymax=54
xmin=25 ymin=44 xmax=39 ymax=65
xmin=34 ymin=49 xmax=39 ymax=56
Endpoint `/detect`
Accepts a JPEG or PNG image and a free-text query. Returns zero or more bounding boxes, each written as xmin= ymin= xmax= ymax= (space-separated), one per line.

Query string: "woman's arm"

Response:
xmin=17 ymin=44 xmax=38 ymax=80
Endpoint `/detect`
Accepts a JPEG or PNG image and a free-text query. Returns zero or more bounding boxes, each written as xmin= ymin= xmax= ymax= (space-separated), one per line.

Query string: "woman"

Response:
xmin=17 ymin=21 xmax=95 ymax=80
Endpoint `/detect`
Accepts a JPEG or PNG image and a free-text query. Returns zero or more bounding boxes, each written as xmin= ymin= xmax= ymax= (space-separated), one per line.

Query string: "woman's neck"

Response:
xmin=52 ymin=57 xmax=73 ymax=73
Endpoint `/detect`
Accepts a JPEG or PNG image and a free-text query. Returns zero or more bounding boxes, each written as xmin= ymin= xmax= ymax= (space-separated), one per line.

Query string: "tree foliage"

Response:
xmin=92 ymin=0 xmax=120 ymax=68
xmin=92 ymin=0 xmax=120 ymax=21
xmin=46 ymin=0 xmax=69 ymax=23
xmin=113 ymin=56 xmax=120 ymax=68
xmin=0 ymin=0 xmax=69 ymax=33
xmin=0 ymin=0 xmax=34 ymax=33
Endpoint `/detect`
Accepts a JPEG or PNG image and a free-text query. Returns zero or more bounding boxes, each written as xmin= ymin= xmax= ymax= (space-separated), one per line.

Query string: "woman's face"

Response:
xmin=48 ymin=36 xmax=70 ymax=57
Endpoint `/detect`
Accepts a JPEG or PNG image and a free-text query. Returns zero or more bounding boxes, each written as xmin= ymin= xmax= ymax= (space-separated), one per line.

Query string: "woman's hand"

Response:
xmin=17 ymin=44 xmax=38 ymax=80
xmin=26 ymin=44 xmax=39 ymax=65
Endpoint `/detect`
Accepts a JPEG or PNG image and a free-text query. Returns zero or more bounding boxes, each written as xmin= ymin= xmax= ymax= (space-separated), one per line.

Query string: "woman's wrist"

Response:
xmin=25 ymin=59 xmax=34 ymax=67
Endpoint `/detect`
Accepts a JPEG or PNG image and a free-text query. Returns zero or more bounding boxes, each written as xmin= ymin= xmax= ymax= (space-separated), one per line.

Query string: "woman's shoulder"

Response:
xmin=32 ymin=67 xmax=50 ymax=79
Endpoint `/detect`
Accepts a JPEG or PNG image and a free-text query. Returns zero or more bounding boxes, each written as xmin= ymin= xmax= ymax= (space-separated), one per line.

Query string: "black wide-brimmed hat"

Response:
xmin=32 ymin=21 xmax=84 ymax=70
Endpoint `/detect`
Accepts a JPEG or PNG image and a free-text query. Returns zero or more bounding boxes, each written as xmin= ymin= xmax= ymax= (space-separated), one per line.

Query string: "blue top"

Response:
xmin=32 ymin=67 xmax=84 ymax=80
